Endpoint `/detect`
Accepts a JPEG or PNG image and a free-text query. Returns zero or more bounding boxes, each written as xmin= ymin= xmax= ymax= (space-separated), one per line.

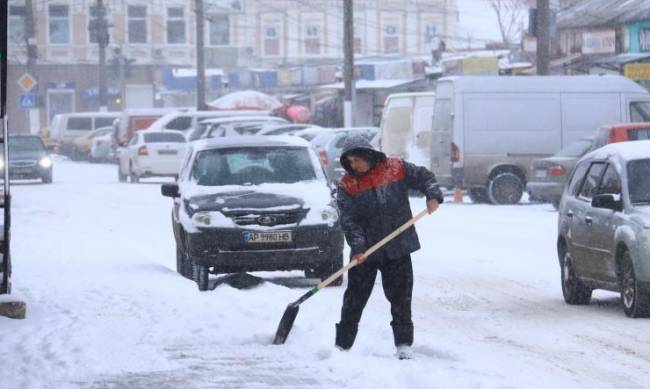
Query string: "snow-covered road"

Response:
xmin=2 ymin=159 xmax=650 ymax=388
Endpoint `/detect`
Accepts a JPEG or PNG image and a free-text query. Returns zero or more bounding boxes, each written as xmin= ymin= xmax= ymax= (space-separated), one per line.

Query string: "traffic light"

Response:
xmin=88 ymin=5 xmax=109 ymax=47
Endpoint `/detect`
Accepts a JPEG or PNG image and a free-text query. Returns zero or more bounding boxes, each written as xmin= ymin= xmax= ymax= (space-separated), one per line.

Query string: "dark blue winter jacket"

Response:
xmin=336 ymin=135 xmax=444 ymax=260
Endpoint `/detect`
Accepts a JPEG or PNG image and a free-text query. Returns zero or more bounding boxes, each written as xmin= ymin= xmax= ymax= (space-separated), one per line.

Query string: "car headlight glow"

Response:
xmin=39 ymin=156 xmax=53 ymax=168
xmin=321 ymin=206 xmax=339 ymax=223
xmin=0 ymin=159 xmax=4 ymax=170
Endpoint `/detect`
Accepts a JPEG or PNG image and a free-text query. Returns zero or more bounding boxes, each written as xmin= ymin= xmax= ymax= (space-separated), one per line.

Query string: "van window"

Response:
xmin=143 ymin=133 xmax=186 ymax=143
xmin=628 ymin=128 xmax=650 ymax=141
xmin=67 ymin=117 xmax=92 ymax=130
xmin=166 ymin=116 xmax=193 ymax=131
xmin=568 ymin=161 xmax=589 ymax=196
xmin=95 ymin=117 xmax=116 ymax=128
xmin=578 ymin=162 xmax=605 ymax=200
xmin=631 ymin=102 xmax=650 ymax=122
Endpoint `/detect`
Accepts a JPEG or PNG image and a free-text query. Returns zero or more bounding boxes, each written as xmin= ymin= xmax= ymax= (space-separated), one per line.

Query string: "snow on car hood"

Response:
xmin=180 ymin=180 xmax=336 ymax=230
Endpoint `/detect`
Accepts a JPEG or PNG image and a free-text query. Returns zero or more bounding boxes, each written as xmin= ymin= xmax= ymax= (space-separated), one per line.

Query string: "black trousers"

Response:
xmin=336 ymin=252 xmax=414 ymax=349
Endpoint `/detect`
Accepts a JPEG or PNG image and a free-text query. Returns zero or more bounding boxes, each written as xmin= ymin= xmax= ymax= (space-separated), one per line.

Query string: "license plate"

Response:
xmin=11 ymin=167 xmax=32 ymax=174
xmin=243 ymin=231 xmax=292 ymax=243
xmin=535 ymin=169 xmax=547 ymax=178
xmin=158 ymin=150 xmax=178 ymax=155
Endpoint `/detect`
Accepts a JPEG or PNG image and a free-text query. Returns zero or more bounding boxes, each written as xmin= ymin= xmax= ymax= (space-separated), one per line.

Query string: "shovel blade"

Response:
xmin=272 ymin=303 xmax=300 ymax=345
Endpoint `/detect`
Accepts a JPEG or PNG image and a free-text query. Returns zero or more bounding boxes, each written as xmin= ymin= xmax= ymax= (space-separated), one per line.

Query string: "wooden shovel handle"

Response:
xmin=316 ymin=208 xmax=429 ymax=289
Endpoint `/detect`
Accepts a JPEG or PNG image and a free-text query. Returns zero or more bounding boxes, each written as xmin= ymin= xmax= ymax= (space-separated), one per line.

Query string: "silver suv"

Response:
xmin=557 ymin=140 xmax=650 ymax=317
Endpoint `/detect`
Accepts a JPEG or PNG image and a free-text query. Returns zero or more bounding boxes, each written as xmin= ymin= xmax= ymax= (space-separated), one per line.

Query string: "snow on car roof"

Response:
xmin=192 ymin=135 xmax=311 ymax=151
xmin=582 ymin=140 xmax=650 ymax=162
xmin=198 ymin=115 xmax=274 ymax=124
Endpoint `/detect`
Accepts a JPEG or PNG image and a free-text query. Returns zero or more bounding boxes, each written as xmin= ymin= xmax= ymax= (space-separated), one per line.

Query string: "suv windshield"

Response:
xmin=554 ymin=139 xmax=593 ymax=157
xmin=192 ymin=147 xmax=317 ymax=186
xmin=628 ymin=159 xmax=650 ymax=205
xmin=9 ymin=137 xmax=46 ymax=152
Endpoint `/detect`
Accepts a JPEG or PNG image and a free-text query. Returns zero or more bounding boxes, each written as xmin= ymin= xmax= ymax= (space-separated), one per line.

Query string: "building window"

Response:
xmin=48 ymin=4 xmax=70 ymax=44
xmin=425 ymin=24 xmax=437 ymax=45
xmin=166 ymin=7 xmax=186 ymax=44
xmin=208 ymin=14 xmax=230 ymax=46
xmin=128 ymin=5 xmax=147 ymax=44
xmin=264 ymin=26 xmax=280 ymax=56
xmin=304 ymin=24 xmax=321 ymax=55
xmin=384 ymin=24 xmax=399 ymax=54
xmin=9 ymin=5 xmax=26 ymax=43
xmin=88 ymin=5 xmax=110 ymax=44
xmin=640 ymin=28 xmax=650 ymax=52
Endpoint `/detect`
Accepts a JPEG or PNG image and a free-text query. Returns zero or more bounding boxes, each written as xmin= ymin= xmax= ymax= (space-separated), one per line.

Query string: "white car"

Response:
xmin=117 ymin=130 xmax=187 ymax=183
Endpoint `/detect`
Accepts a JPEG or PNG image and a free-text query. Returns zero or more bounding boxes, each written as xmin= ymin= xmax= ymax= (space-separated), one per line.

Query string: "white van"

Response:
xmin=379 ymin=92 xmax=435 ymax=168
xmin=430 ymin=75 xmax=650 ymax=204
xmin=48 ymin=112 xmax=121 ymax=155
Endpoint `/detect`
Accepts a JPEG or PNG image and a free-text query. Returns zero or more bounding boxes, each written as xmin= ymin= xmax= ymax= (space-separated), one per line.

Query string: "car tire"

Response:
xmin=41 ymin=172 xmax=53 ymax=184
xmin=318 ymin=253 xmax=344 ymax=287
xmin=193 ymin=263 xmax=209 ymax=291
xmin=488 ymin=172 xmax=524 ymax=205
xmin=176 ymin=245 xmax=193 ymax=280
xmin=468 ymin=187 xmax=489 ymax=204
xmin=118 ymin=166 xmax=127 ymax=182
xmin=620 ymin=251 xmax=650 ymax=318
xmin=561 ymin=252 xmax=592 ymax=305
xmin=129 ymin=162 xmax=139 ymax=183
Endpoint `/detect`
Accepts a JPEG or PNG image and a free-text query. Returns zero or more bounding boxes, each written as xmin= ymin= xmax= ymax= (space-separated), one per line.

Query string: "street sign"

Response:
xmin=17 ymin=73 xmax=37 ymax=92
xmin=19 ymin=94 xmax=37 ymax=109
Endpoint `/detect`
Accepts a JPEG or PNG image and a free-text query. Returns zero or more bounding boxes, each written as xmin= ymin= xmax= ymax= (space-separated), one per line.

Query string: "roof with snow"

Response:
xmin=191 ymin=135 xmax=311 ymax=151
xmin=557 ymin=0 xmax=650 ymax=29
xmin=583 ymin=140 xmax=650 ymax=162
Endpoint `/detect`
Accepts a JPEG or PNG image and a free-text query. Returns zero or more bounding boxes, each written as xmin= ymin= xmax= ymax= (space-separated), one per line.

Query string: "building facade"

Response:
xmin=6 ymin=0 xmax=458 ymax=133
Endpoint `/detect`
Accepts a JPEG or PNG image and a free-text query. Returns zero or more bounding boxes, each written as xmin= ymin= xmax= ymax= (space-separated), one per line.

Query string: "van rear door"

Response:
xmin=411 ymin=95 xmax=435 ymax=168
xmin=431 ymin=99 xmax=453 ymax=181
xmin=380 ymin=97 xmax=412 ymax=159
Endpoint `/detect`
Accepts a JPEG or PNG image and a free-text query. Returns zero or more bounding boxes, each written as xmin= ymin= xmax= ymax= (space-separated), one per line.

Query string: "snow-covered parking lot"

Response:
xmin=2 ymin=158 xmax=650 ymax=389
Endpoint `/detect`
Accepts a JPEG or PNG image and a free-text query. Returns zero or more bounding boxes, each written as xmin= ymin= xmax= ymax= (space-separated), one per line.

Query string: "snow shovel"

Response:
xmin=272 ymin=208 xmax=429 ymax=345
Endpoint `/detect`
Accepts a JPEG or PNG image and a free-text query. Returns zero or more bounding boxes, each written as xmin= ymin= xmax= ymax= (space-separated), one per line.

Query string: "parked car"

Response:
xmin=188 ymin=116 xmax=284 ymax=141
xmin=1 ymin=135 xmax=53 ymax=183
xmin=117 ymin=130 xmax=187 ymax=183
xmin=257 ymin=124 xmax=321 ymax=136
xmin=428 ymin=75 xmax=650 ymax=204
xmin=148 ymin=109 xmax=272 ymax=138
xmin=89 ymin=131 xmax=114 ymax=163
xmin=529 ymin=122 xmax=650 ymax=208
xmin=310 ymin=127 xmax=378 ymax=182
xmin=160 ymin=136 xmax=344 ymax=291
xmin=527 ymin=137 xmax=596 ymax=208
xmin=70 ymin=126 xmax=113 ymax=160
xmin=557 ymin=140 xmax=650 ymax=317
xmin=48 ymin=112 xmax=120 ymax=156
xmin=293 ymin=126 xmax=333 ymax=141
xmin=113 ymin=108 xmax=174 ymax=147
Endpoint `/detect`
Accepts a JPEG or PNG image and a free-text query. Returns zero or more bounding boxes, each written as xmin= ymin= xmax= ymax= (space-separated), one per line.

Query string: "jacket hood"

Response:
xmin=339 ymin=135 xmax=386 ymax=175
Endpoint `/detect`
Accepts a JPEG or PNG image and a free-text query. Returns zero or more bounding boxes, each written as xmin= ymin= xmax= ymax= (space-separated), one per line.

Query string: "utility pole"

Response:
xmin=536 ymin=0 xmax=550 ymax=75
xmin=195 ymin=0 xmax=206 ymax=110
xmin=90 ymin=0 xmax=110 ymax=111
xmin=343 ymin=0 xmax=354 ymax=127
xmin=24 ymin=0 xmax=40 ymax=135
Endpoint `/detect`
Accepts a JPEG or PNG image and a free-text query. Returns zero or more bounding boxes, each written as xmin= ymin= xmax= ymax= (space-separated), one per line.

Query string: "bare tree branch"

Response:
xmin=485 ymin=0 xmax=526 ymax=47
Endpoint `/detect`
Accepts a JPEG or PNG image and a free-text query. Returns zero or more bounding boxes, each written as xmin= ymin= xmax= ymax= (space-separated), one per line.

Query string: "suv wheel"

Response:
xmin=620 ymin=251 xmax=650 ymax=318
xmin=193 ymin=263 xmax=209 ymax=291
xmin=468 ymin=187 xmax=489 ymax=204
xmin=561 ymin=252 xmax=592 ymax=305
xmin=488 ymin=172 xmax=524 ymax=205
xmin=176 ymin=245 xmax=193 ymax=280
xmin=317 ymin=254 xmax=344 ymax=287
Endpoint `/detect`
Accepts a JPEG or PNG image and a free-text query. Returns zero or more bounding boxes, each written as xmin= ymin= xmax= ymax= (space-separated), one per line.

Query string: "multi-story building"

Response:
xmin=6 ymin=0 xmax=459 ymax=133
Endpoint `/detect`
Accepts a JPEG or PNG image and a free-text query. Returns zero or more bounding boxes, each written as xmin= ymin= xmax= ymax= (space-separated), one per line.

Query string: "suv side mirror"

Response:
xmin=592 ymin=193 xmax=622 ymax=211
xmin=161 ymin=183 xmax=180 ymax=198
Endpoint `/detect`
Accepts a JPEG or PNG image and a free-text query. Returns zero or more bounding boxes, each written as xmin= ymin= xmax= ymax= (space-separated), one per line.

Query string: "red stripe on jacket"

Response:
xmin=340 ymin=157 xmax=405 ymax=196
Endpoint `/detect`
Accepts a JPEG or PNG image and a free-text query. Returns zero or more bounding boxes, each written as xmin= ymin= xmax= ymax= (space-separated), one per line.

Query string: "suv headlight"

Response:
xmin=190 ymin=210 xmax=233 ymax=228
xmin=39 ymin=156 xmax=52 ymax=168
xmin=191 ymin=211 xmax=212 ymax=227
xmin=321 ymin=206 xmax=339 ymax=223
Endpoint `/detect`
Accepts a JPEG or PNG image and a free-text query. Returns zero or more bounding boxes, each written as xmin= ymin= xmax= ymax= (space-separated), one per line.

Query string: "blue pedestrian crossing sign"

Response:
xmin=19 ymin=94 xmax=38 ymax=109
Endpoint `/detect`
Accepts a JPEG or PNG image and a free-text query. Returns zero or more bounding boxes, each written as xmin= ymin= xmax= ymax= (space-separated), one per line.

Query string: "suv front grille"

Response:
xmin=223 ymin=210 xmax=307 ymax=227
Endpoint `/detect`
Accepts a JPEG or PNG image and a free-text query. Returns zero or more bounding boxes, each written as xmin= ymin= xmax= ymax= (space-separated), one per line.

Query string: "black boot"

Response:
xmin=335 ymin=323 xmax=358 ymax=350
xmin=391 ymin=323 xmax=413 ymax=347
